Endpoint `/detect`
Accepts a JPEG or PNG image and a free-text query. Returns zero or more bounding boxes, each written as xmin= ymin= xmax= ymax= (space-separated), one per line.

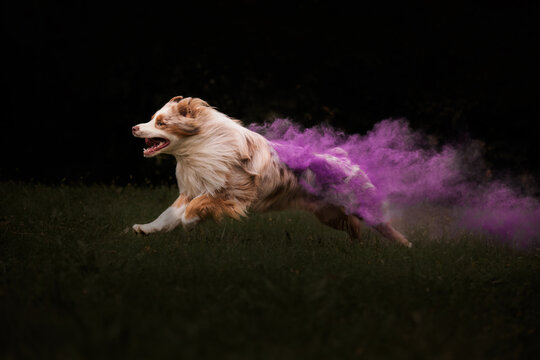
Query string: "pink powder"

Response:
xmin=249 ymin=119 xmax=540 ymax=247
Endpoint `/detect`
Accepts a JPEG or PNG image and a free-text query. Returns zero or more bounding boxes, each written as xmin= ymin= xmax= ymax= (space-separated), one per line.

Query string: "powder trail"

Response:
xmin=250 ymin=119 xmax=540 ymax=248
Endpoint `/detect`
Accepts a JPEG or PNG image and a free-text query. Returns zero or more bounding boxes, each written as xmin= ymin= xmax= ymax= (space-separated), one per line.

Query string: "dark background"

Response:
xmin=4 ymin=1 xmax=540 ymax=185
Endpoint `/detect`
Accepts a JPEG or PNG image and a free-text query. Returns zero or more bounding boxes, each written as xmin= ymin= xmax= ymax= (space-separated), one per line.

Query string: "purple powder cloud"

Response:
xmin=249 ymin=119 xmax=540 ymax=248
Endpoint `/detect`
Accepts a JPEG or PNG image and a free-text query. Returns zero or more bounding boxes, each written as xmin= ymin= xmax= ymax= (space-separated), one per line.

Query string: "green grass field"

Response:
xmin=1 ymin=182 xmax=539 ymax=359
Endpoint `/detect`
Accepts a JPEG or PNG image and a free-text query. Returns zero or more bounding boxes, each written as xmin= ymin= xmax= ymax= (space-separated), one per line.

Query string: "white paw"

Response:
xmin=133 ymin=224 xmax=152 ymax=235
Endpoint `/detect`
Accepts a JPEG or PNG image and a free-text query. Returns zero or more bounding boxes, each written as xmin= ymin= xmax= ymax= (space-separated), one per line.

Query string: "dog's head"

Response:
xmin=132 ymin=96 xmax=211 ymax=157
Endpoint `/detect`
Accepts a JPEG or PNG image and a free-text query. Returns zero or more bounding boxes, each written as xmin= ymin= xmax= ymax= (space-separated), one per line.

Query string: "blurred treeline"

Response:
xmin=4 ymin=1 xmax=539 ymax=186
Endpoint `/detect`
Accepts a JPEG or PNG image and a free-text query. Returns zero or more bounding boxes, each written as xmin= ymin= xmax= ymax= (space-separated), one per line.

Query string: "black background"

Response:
xmin=4 ymin=1 xmax=540 ymax=185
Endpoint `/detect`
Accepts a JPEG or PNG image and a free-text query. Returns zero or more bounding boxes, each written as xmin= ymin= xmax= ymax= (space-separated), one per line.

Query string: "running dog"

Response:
xmin=131 ymin=96 xmax=411 ymax=247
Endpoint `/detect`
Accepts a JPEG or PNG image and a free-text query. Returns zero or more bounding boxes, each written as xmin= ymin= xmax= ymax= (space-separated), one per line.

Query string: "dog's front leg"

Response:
xmin=180 ymin=194 xmax=247 ymax=230
xmin=133 ymin=194 xmax=189 ymax=235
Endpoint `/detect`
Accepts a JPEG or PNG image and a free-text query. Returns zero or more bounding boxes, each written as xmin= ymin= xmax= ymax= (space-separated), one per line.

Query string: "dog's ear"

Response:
xmin=169 ymin=118 xmax=200 ymax=137
xmin=169 ymin=95 xmax=184 ymax=103
xmin=176 ymin=97 xmax=210 ymax=118
xmin=177 ymin=99 xmax=190 ymax=117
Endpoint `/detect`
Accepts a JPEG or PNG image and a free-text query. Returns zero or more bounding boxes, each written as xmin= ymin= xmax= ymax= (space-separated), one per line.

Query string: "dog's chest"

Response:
xmin=175 ymin=159 xmax=227 ymax=198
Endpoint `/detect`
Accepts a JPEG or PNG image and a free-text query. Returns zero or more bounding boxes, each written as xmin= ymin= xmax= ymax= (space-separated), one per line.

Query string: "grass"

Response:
xmin=0 ymin=182 xmax=539 ymax=359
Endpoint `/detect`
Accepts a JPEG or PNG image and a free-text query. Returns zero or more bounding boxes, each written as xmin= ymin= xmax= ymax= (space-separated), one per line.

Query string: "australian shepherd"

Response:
xmin=131 ymin=96 xmax=411 ymax=247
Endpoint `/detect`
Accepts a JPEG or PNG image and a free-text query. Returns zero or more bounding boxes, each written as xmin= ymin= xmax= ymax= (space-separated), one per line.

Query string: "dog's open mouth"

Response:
xmin=143 ymin=137 xmax=170 ymax=156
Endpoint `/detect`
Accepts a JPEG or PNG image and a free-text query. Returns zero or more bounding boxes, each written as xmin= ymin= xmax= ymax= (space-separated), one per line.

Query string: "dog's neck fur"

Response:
xmin=172 ymin=110 xmax=253 ymax=198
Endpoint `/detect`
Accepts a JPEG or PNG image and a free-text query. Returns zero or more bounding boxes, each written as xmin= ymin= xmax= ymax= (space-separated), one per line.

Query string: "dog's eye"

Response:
xmin=156 ymin=120 xmax=165 ymax=127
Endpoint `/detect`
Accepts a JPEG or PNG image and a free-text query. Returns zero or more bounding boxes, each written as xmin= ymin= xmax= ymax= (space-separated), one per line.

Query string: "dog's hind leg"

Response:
xmin=311 ymin=203 xmax=364 ymax=240
xmin=372 ymin=222 xmax=412 ymax=248
xmin=133 ymin=194 xmax=189 ymax=235
xmin=309 ymin=202 xmax=412 ymax=247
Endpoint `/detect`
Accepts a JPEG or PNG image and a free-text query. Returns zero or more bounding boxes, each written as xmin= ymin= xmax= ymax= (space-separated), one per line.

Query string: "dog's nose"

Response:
xmin=132 ymin=126 xmax=140 ymax=133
